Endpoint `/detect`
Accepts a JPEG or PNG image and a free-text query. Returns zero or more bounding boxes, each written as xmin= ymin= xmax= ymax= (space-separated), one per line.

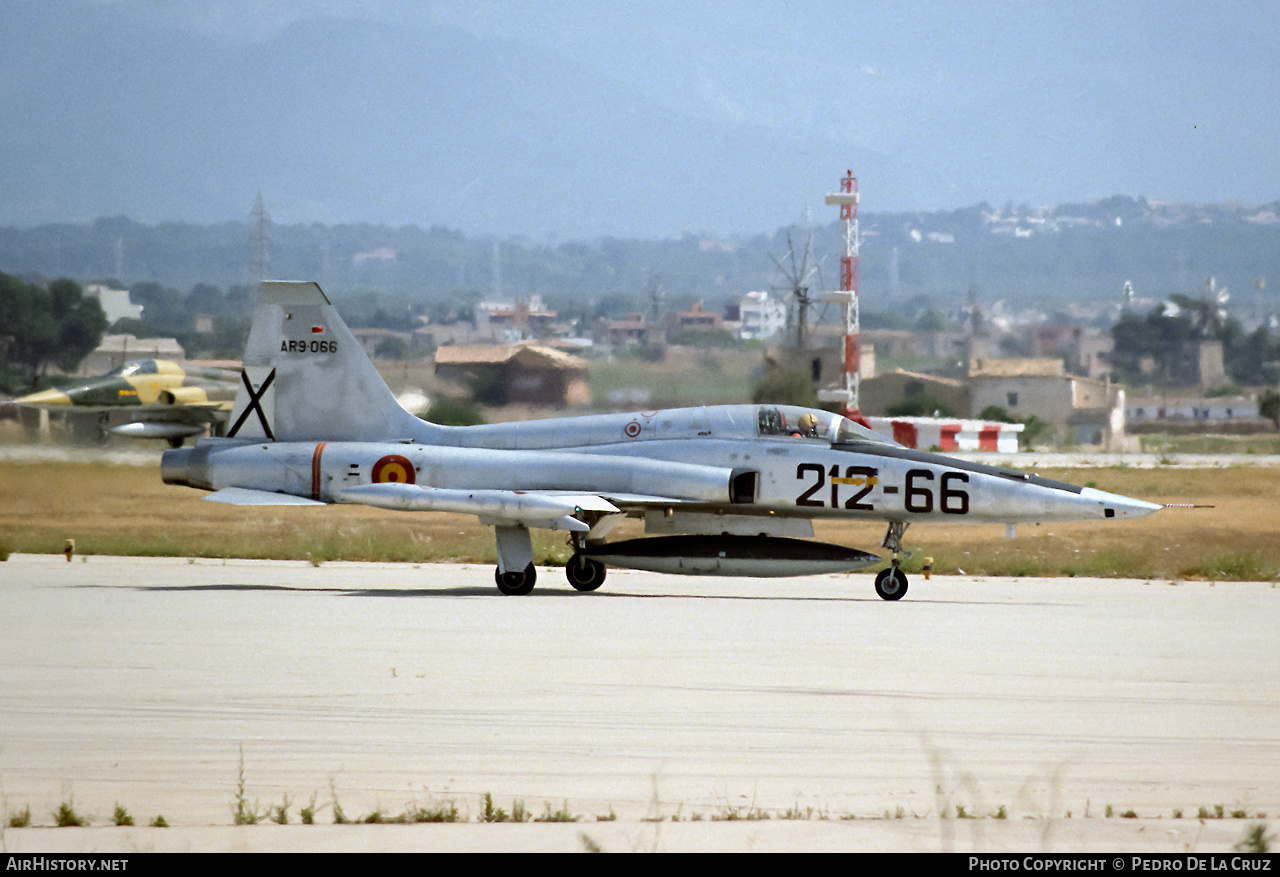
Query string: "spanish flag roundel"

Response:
xmin=371 ymin=454 xmax=415 ymax=484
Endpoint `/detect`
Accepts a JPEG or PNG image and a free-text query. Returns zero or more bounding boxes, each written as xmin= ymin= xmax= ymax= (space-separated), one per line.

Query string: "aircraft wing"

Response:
xmin=204 ymin=487 xmax=327 ymax=506
xmin=336 ymin=483 xmax=635 ymax=532
xmin=200 ymin=479 xmax=708 ymax=538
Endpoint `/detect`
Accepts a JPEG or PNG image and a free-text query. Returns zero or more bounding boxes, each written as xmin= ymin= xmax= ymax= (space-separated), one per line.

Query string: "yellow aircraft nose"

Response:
xmin=14 ymin=388 xmax=72 ymax=407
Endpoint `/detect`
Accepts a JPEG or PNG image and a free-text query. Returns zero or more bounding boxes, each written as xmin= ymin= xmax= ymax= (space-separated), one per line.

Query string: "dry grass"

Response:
xmin=815 ymin=465 xmax=1280 ymax=580
xmin=1 ymin=459 xmax=1277 ymax=580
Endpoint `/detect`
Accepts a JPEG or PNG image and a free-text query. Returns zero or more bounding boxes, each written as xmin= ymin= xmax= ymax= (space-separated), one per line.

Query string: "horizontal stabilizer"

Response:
xmin=205 ymin=487 xmax=326 ymax=506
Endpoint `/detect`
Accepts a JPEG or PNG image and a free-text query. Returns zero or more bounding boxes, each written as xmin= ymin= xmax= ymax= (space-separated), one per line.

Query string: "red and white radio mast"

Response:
xmin=819 ymin=171 xmax=866 ymax=425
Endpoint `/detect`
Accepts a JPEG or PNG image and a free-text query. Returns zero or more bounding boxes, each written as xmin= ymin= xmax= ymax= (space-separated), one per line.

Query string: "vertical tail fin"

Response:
xmin=226 ymin=281 xmax=427 ymax=442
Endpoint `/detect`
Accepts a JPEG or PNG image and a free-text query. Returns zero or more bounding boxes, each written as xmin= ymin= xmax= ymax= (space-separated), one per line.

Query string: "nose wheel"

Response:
xmin=875 ymin=521 xmax=911 ymax=601
xmin=874 ymin=566 xmax=908 ymax=601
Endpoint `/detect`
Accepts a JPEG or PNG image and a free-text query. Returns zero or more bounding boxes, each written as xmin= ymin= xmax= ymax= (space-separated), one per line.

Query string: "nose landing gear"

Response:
xmin=875 ymin=521 xmax=911 ymax=601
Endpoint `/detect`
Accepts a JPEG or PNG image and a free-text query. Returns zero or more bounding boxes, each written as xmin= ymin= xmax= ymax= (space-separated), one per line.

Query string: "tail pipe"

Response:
xmin=161 ymin=446 xmax=213 ymax=491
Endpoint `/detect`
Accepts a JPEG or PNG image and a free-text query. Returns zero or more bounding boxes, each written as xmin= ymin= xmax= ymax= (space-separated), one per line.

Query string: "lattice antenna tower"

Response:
xmin=819 ymin=170 xmax=863 ymax=422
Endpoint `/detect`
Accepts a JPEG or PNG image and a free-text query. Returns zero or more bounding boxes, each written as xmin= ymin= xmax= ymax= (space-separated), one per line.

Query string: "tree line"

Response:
xmin=0 ymin=272 xmax=107 ymax=391
xmin=1110 ymin=302 xmax=1279 ymax=388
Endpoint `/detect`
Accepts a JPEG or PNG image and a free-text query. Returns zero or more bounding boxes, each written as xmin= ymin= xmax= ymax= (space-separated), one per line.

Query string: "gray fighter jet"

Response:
xmin=161 ymin=281 xmax=1161 ymax=599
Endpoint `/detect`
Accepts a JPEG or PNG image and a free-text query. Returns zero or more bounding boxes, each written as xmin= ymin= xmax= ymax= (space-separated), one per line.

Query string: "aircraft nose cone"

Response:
xmin=14 ymin=388 xmax=72 ymax=406
xmin=1079 ymin=487 xmax=1163 ymax=520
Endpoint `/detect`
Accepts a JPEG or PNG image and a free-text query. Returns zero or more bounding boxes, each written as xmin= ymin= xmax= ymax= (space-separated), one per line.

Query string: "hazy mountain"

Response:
xmin=1 ymin=0 xmax=907 ymax=239
xmin=4 ymin=198 xmax=1279 ymax=327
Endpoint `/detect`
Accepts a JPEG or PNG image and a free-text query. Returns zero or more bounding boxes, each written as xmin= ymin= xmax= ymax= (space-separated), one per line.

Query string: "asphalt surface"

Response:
xmin=1 ymin=555 xmax=1276 ymax=852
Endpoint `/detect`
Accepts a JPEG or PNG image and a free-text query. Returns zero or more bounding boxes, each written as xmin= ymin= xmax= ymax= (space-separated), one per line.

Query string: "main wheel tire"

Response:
xmin=874 ymin=567 xmax=908 ymax=601
xmin=565 ymin=555 xmax=606 ymax=591
xmin=495 ymin=563 xmax=537 ymax=595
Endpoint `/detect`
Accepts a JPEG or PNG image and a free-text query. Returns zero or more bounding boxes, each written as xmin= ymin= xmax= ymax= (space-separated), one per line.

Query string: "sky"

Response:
xmin=3 ymin=0 xmax=1278 ymax=239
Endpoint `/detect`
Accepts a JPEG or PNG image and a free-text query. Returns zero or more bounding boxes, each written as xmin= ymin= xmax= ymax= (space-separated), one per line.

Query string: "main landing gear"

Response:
xmin=491 ymin=524 xmax=611 ymax=595
xmin=875 ymin=521 xmax=910 ymax=601
xmin=565 ymin=554 xmax=607 ymax=591
xmin=495 ymin=563 xmax=537 ymax=596
xmin=493 ymin=557 xmax=607 ymax=595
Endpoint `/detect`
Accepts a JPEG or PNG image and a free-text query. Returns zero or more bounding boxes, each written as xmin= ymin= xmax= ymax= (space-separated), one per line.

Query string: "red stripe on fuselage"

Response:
xmin=311 ymin=442 xmax=326 ymax=500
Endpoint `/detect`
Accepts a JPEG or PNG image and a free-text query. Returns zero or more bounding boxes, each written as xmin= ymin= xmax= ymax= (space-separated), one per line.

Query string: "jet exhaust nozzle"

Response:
xmin=161 ymin=446 xmax=212 ymax=490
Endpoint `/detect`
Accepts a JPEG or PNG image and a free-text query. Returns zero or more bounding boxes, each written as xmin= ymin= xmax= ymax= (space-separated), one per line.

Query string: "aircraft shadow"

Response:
xmin=105 ymin=581 xmax=989 ymax=605
xmin=70 ymin=581 xmax=1034 ymax=606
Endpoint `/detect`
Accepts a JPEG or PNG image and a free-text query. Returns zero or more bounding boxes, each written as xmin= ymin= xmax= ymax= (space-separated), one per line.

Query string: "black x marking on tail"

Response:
xmin=227 ymin=368 xmax=276 ymax=439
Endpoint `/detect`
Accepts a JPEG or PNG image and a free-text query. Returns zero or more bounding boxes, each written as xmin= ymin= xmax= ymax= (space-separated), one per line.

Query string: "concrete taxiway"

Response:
xmin=1 ymin=554 xmax=1276 ymax=852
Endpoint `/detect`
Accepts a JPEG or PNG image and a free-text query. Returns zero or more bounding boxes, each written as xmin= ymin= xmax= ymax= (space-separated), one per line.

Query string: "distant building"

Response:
xmin=861 ymin=370 xmax=970 ymax=418
xmin=666 ymin=301 xmax=723 ymax=335
xmin=862 ymin=357 xmax=1131 ymax=449
xmin=862 ymin=329 xmax=922 ymax=360
xmin=968 ymin=357 xmax=1128 ymax=449
xmin=1031 ymin=325 xmax=1115 ymax=380
xmin=83 ymin=284 xmax=142 ymax=325
xmin=434 ymin=343 xmax=589 ymax=408
xmin=736 ymin=291 xmax=786 ymax=341
xmin=475 ymin=296 xmax=558 ymax=341
xmin=1113 ymin=333 xmax=1228 ymax=390
xmin=593 ymin=314 xmax=649 ymax=347
xmin=1127 ymin=394 xmax=1263 ymax=432
xmin=350 ymin=327 xmax=424 ymax=359
xmin=1074 ymin=330 xmax=1115 ymax=380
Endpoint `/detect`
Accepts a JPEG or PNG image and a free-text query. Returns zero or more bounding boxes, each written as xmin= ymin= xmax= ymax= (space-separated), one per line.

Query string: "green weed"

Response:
xmin=331 ymin=782 xmax=349 ymax=824
xmin=232 ymin=746 xmax=263 ymax=825
xmin=713 ymin=805 xmax=769 ymax=821
xmin=407 ymin=801 xmax=461 ymax=823
xmin=53 ymin=801 xmax=87 ymax=827
xmin=1235 ymin=823 xmax=1274 ymax=854
xmin=780 ymin=803 xmax=824 ymax=820
xmin=480 ymin=792 xmax=528 ymax=823
xmin=534 ymin=801 xmax=579 ymax=823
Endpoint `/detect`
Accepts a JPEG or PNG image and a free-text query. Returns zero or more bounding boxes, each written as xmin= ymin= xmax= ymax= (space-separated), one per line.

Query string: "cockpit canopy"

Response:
xmin=104 ymin=359 xmax=183 ymax=378
xmin=755 ymin=405 xmax=897 ymax=446
xmin=106 ymin=359 xmax=159 ymax=377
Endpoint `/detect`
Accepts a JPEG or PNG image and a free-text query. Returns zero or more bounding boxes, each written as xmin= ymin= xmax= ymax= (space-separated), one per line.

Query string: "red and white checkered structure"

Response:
xmin=864 ymin=416 xmax=1023 ymax=453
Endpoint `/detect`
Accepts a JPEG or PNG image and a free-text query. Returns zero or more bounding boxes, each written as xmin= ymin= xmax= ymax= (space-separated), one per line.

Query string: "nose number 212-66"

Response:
xmin=795 ymin=464 xmax=969 ymax=515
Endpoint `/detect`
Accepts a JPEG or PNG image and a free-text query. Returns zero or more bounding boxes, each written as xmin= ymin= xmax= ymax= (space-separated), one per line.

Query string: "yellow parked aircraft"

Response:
xmin=14 ymin=359 xmax=236 ymax=446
